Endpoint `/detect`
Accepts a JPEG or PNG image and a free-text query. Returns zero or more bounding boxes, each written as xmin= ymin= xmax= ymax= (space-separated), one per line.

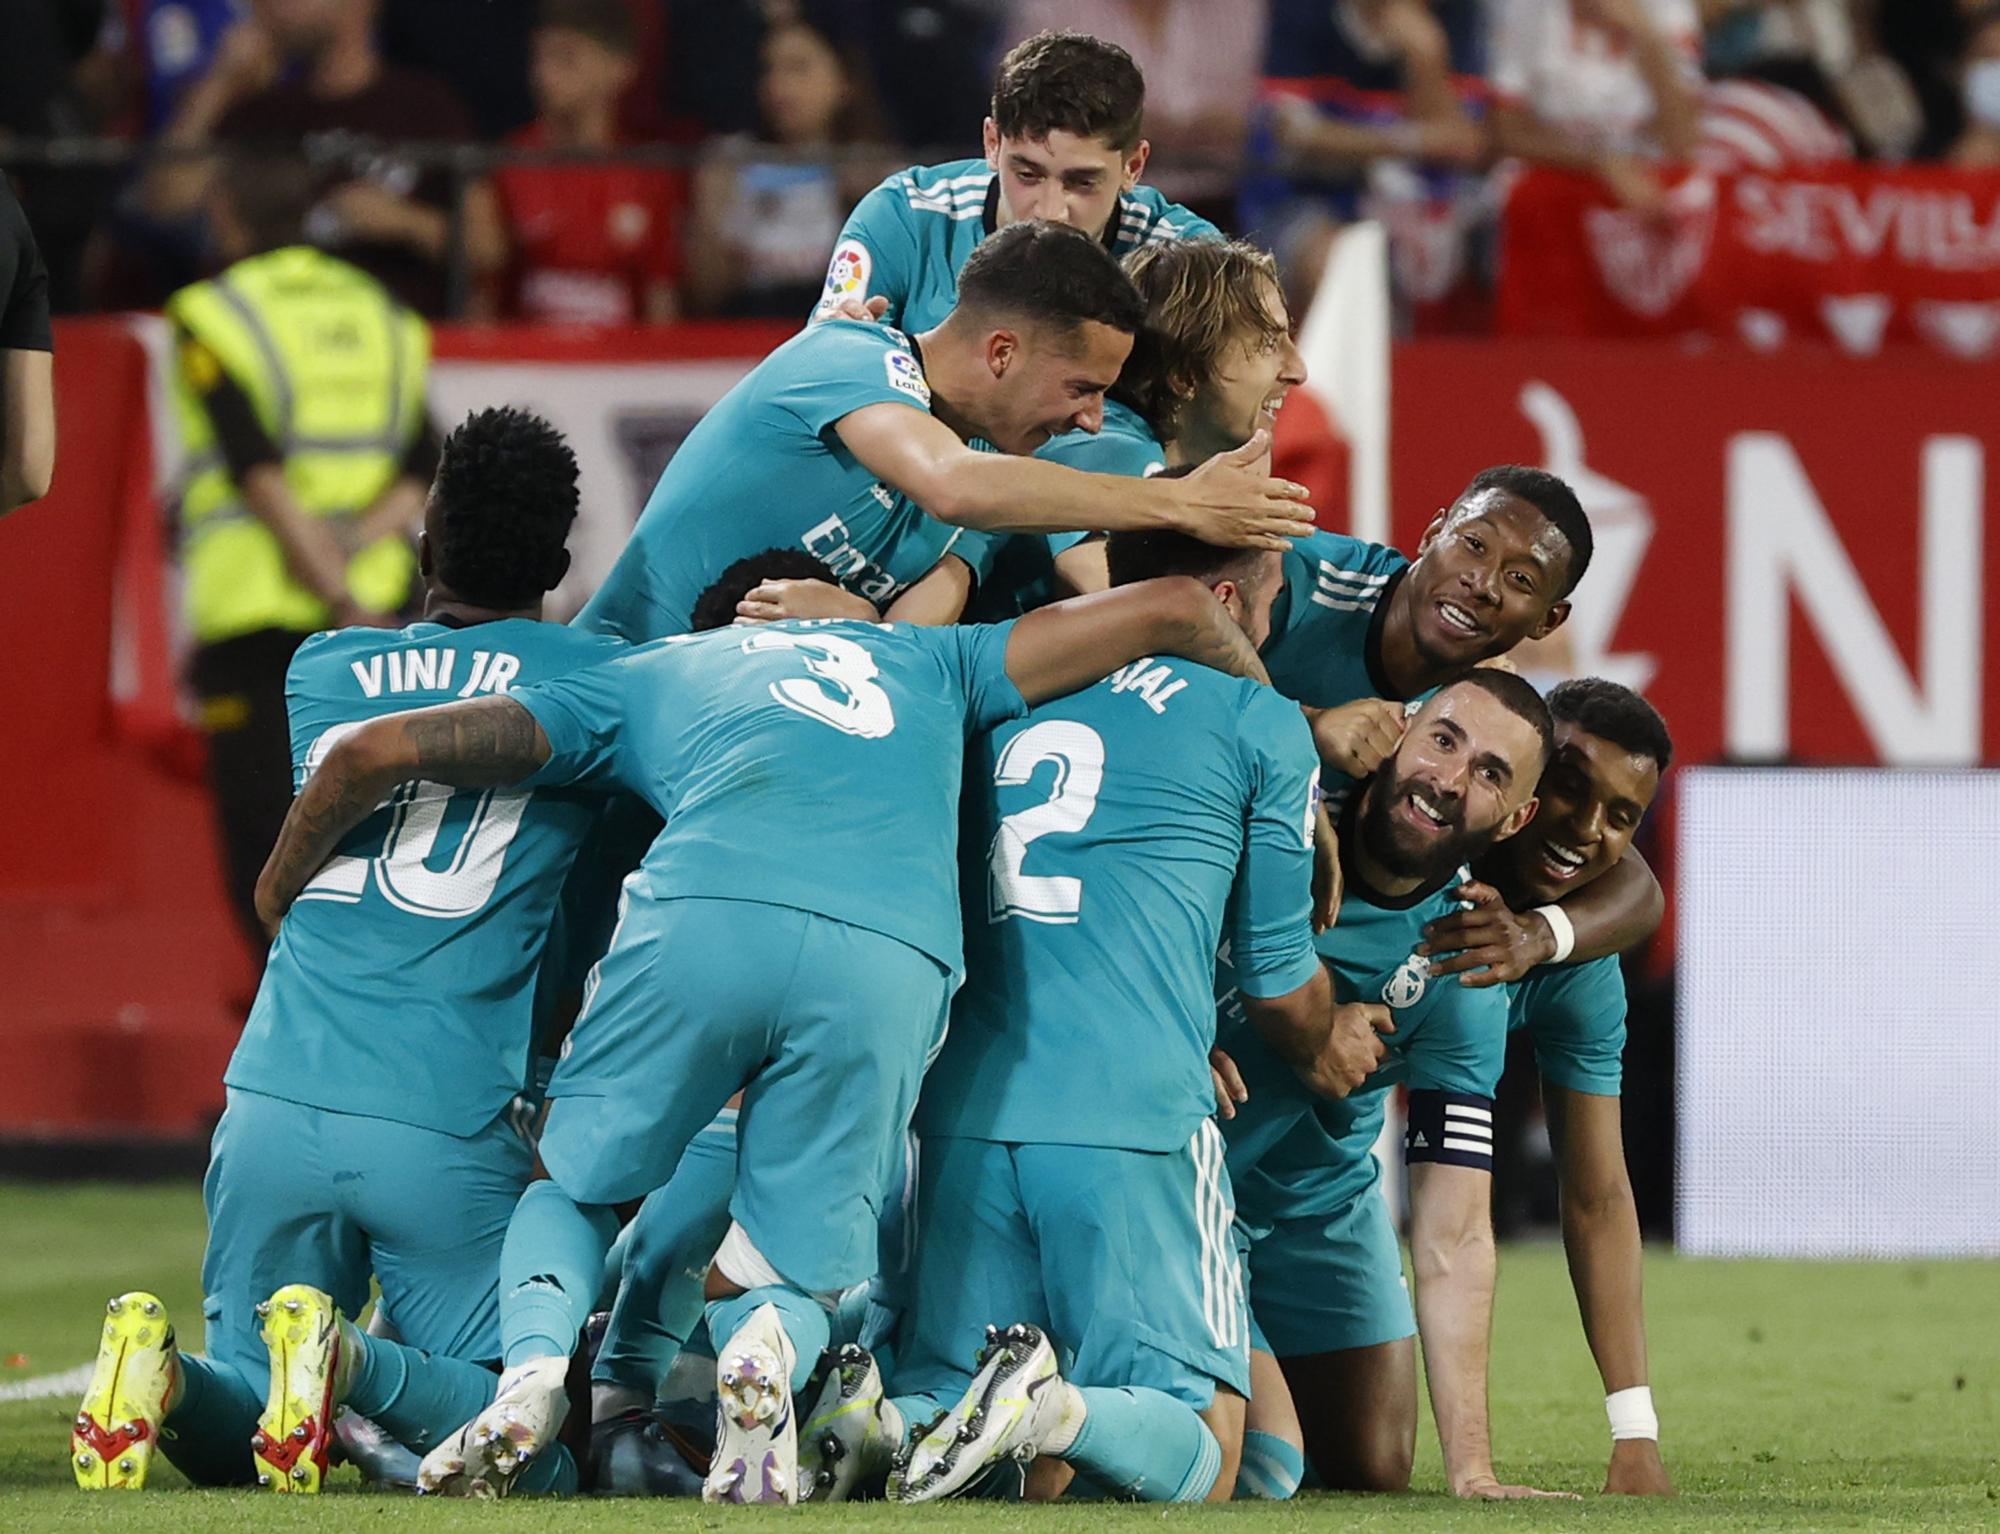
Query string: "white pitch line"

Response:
xmin=0 ymin=1363 xmax=91 ymax=1404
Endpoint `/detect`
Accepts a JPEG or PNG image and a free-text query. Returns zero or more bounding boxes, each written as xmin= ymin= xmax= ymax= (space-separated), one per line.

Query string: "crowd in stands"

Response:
xmin=2 ymin=0 xmax=1996 ymax=328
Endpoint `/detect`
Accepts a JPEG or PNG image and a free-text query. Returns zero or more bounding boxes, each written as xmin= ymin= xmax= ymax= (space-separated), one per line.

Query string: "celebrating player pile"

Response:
xmin=69 ymin=28 xmax=1676 ymax=1508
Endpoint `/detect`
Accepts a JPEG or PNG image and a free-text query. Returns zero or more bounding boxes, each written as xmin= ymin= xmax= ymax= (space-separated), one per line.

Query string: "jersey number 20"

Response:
xmin=297 ymin=723 xmax=530 ymax=918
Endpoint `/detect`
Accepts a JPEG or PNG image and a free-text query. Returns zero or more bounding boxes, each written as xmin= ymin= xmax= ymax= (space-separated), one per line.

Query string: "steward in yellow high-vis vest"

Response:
xmin=172 ymin=163 xmax=441 ymax=962
xmin=170 ymin=244 xmax=429 ymax=642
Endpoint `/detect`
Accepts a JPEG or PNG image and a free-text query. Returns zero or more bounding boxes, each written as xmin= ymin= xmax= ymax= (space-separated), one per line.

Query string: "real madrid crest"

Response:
xmin=1382 ymin=952 xmax=1430 ymax=1009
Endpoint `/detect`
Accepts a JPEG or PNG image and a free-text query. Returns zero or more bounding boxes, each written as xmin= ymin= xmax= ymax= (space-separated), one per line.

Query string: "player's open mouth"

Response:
xmin=1436 ymin=600 xmax=1483 ymax=638
xmin=1259 ymin=392 xmax=1288 ymax=424
xmin=1401 ymin=790 xmax=1453 ymax=832
xmin=1538 ymin=839 xmax=1588 ymax=880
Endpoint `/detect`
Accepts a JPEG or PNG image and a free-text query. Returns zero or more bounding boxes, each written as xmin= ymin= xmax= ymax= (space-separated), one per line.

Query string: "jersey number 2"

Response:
xmin=988 ymin=720 xmax=1104 ymax=925
xmin=297 ymin=723 xmax=529 ymax=918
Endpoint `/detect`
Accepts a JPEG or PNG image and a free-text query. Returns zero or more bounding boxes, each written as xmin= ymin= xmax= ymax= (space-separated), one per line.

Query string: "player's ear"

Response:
xmin=1415 ymin=510 xmax=1448 ymax=555
xmin=1497 ymin=795 xmax=1539 ymax=842
xmin=986 ymin=328 xmax=1019 ymax=379
xmin=417 ymin=530 xmax=435 ymax=585
xmin=1530 ymin=600 xmax=1571 ymax=642
xmin=546 ymin=547 xmax=572 ymax=590
xmin=982 ymin=117 xmax=1001 ymax=167
xmin=1122 ymin=140 xmax=1149 ymax=189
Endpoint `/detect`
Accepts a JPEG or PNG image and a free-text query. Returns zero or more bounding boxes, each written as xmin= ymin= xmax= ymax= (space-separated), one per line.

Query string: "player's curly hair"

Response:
xmin=1548 ymin=678 xmax=1674 ymax=774
xmin=1452 ymin=465 xmax=1594 ymax=599
xmin=957 ymin=221 xmax=1147 ymax=338
xmin=1113 ymin=240 xmax=1287 ymax=444
xmin=690 ymin=549 xmax=842 ymax=632
xmin=1440 ymin=668 xmax=1557 ymax=775
xmin=431 ymin=407 xmax=579 ymax=609
xmin=992 ymin=30 xmax=1145 ymax=151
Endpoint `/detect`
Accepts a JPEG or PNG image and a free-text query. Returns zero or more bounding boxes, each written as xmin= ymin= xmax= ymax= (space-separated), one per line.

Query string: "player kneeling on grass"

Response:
xmin=791 ymin=524 xmax=1388 ymax=1506
xmin=1435 ymin=678 xmax=1676 ymax=1495
xmin=1215 ymin=673 xmax=1568 ymax=1502
xmin=69 ymin=408 xmax=620 ymax=1494
xmin=252 ymin=550 xmax=1278 ymax=1503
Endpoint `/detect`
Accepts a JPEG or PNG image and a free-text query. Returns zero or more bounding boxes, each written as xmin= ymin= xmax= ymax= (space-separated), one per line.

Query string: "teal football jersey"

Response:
xmin=1217 ymin=863 xmax=1510 ymax=1224
xmin=966 ymin=400 xmax=1167 ymax=623
xmin=1509 ymin=956 xmax=1627 ymax=1097
xmin=813 ymin=158 xmax=1221 ymax=333
xmin=227 ymin=619 xmax=629 ymax=1137
xmin=513 ymin=619 xmax=1026 ymax=974
xmin=1260 ymin=530 xmax=1410 ymax=709
xmin=919 ymin=659 xmax=1321 ymax=1154
xmin=575 ymin=319 xmax=994 ymax=643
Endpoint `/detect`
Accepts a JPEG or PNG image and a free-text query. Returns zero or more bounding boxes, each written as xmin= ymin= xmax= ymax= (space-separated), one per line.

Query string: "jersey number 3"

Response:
xmin=742 ymin=629 xmax=897 ymax=738
xmin=988 ymin=719 xmax=1105 ymax=925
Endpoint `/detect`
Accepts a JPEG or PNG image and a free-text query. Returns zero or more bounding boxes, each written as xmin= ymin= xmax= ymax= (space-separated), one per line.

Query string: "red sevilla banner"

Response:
xmin=1497 ymin=165 xmax=2000 ymax=360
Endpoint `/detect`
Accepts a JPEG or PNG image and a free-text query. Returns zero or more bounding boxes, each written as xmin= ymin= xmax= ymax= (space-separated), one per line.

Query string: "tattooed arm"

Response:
xmin=1003 ymin=576 xmax=1271 ymax=707
xmin=253 ymin=697 xmax=550 ymax=932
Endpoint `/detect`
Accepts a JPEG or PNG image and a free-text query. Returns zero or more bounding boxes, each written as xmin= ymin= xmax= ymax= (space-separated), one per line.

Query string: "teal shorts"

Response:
xmin=201 ymin=1086 xmax=533 ymax=1387
xmin=540 ymin=894 xmax=950 ymax=1296
xmin=1240 ymin=1174 xmax=1414 ymax=1358
xmin=894 ymin=1125 xmax=1250 ymax=1409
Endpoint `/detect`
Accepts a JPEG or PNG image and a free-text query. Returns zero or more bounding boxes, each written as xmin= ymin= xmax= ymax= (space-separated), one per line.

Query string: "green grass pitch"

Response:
xmin=0 ymin=1179 xmax=1994 ymax=1529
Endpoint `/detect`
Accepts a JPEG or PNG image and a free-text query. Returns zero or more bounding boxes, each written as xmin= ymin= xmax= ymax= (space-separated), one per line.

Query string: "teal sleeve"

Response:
xmin=1225 ymin=691 xmax=1322 ymax=1000
xmin=949 ymin=618 xmax=1029 ymax=734
xmin=1036 ymin=426 xmax=1166 ymax=479
xmin=1517 ymin=959 xmax=1628 ymax=1096
xmin=811 ymin=178 xmax=919 ymax=327
xmin=1402 ymin=981 xmax=1510 ymax=1099
xmin=768 ymin=322 xmax=933 ymax=438
xmin=512 ymin=653 xmax=639 ymax=792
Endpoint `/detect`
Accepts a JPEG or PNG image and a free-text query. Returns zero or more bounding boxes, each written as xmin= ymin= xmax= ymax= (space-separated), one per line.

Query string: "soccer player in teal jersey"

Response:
xmin=575 ymin=220 xmax=1310 ymax=645
xmin=812 ymin=31 xmax=1219 ymax=336
xmin=1450 ymin=679 xmax=1676 ymax=1496
xmin=69 ymin=409 xmax=620 ymax=1495
xmin=1214 ymin=672 xmax=1567 ymax=1502
xmin=1254 ymin=464 xmax=1666 ymax=989
xmin=869 ymin=529 xmax=1385 ymax=1507
xmin=763 ymin=240 xmax=1308 ymax=629
xmin=256 ymin=556 xmax=1277 ymax=1503
xmin=980 ymin=239 xmax=1309 ymax=620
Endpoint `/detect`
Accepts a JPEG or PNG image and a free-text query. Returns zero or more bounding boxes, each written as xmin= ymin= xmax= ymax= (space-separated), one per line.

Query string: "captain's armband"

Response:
xmin=1405 ymin=1090 xmax=1494 ymax=1171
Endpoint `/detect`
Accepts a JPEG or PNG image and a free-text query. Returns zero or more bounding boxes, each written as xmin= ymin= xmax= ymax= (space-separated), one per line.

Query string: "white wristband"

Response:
xmin=1534 ymin=903 xmax=1577 ymax=964
xmin=1605 ymin=1385 xmax=1658 ymax=1442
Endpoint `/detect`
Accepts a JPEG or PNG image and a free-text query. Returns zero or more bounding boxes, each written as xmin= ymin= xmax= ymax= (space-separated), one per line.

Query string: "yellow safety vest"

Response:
xmin=167 ymin=245 xmax=430 ymax=644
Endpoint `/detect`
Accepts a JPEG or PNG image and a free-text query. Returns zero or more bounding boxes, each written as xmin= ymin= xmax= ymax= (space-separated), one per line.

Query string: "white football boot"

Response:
xmin=889 ymin=1323 xmax=1085 ymax=1503
xmin=703 ymin=1303 xmax=799 ymax=1504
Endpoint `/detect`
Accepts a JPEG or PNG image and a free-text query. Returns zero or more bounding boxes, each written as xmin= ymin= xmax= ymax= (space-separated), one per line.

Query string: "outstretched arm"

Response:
xmin=835 ymin=404 xmax=1312 ymax=550
xmin=1548 ymin=1088 xmax=1673 ymax=1495
xmin=1002 ymin=577 xmax=1268 ymax=706
xmin=254 ymin=697 xmax=549 ymax=929
xmin=1408 ymin=1164 xmax=1577 ymax=1500
xmin=1422 ymin=848 xmax=1664 ymax=986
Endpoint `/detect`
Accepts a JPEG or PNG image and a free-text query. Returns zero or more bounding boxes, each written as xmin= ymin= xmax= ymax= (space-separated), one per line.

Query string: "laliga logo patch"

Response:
xmin=824 ymin=239 xmax=870 ymax=297
xmin=1382 ymin=953 xmax=1430 ymax=1010
xmin=884 ymin=348 xmax=932 ymax=405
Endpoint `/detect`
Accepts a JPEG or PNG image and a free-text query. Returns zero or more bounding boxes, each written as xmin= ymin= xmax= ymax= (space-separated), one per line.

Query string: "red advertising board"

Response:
xmin=1392 ymin=340 xmax=2000 ymax=768
xmin=1499 ymin=165 xmax=2000 ymax=359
